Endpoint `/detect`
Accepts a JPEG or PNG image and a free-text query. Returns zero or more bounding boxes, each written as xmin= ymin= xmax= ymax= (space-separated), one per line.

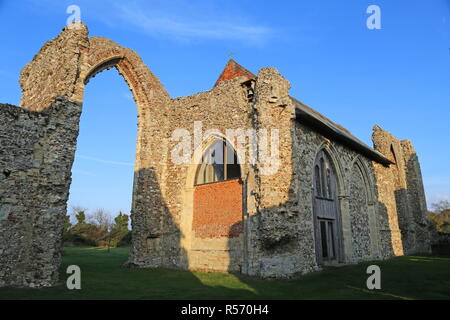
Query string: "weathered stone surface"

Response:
xmin=349 ymin=163 xmax=372 ymax=262
xmin=372 ymin=126 xmax=431 ymax=257
xmin=19 ymin=25 xmax=89 ymax=111
xmin=0 ymin=24 xmax=432 ymax=287
xmin=0 ymin=98 xmax=81 ymax=287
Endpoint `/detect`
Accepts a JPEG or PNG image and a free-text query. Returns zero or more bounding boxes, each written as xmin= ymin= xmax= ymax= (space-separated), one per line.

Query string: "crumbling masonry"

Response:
xmin=0 ymin=24 xmax=431 ymax=287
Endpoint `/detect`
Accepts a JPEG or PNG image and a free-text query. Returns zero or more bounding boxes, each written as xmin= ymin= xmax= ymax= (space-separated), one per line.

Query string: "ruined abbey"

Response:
xmin=0 ymin=24 xmax=432 ymax=287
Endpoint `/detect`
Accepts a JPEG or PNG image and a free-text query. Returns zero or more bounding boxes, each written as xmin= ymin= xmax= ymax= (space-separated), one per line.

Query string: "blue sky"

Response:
xmin=0 ymin=0 xmax=449 ymax=216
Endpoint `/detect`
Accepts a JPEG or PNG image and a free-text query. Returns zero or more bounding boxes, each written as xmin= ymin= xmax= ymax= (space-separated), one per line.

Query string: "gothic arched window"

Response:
xmin=195 ymin=138 xmax=241 ymax=185
xmin=320 ymin=157 xmax=327 ymax=197
xmin=326 ymin=168 xmax=332 ymax=198
xmin=315 ymin=165 xmax=322 ymax=197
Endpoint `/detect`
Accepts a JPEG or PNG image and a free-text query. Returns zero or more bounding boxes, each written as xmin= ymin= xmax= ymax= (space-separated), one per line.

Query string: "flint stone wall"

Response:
xmin=372 ymin=126 xmax=432 ymax=256
xmin=0 ymin=98 xmax=81 ymax=287
xmin=293 ymin=122 xmax=383 ymax=267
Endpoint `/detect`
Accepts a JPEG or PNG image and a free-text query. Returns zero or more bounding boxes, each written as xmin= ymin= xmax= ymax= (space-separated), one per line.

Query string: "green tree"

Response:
xmin=63 ymin=207 xmax=132 ymax=247
xmin=64 ymin=215 xmax=72 ymax=232
xmin=64 ymin=206 xmax=101 ymax=246
xmin=428 ymin=200 xmax=450 ymax=233
xmin=114 ymin=212 xmax=129 ymax=230
xmin=76 ymin=211 xmax=86 ymax=225
xmin=110 ymin=212 xmax=131 ymax=247
xmin=72 ymin=205 xmax=88 ymax=225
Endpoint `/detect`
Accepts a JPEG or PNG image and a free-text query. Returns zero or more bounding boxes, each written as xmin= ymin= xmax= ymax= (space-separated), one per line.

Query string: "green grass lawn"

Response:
xmin=0 ymin=247 xmax=449 ymax=300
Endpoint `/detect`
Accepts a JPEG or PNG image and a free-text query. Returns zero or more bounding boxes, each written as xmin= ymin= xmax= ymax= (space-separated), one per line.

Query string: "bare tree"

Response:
xmin=88 ymin=208 xmax=114 ymax=252
xmin=88 ymin=208 xmax=112 ymax=229
xmin=432 ymin=200 xmax=450 ymax=213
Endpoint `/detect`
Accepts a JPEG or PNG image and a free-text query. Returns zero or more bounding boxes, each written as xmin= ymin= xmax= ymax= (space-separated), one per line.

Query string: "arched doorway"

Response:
xmin=349 ymin=161 xmax=372 ymax=262
xmin=312 ymin=149 xmax=343 ymax=265
xmin=189 ymin=136 xmax=244 ymax=272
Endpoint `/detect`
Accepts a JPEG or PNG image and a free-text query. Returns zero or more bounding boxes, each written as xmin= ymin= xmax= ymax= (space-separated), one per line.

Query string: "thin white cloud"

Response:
xmin=114 ymin=3 xmax=274 ymax=45
xmin=29 ymin=0 xmax=275 ymax=45
xmin=77 ymin=154 xmax=134 ymax=166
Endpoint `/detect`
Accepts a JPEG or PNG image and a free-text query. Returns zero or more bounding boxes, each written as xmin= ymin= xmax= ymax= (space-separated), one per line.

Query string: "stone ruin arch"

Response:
xmin=19 ymin=25 xmax=170 ymax=111
xmin=0 ymin=23 xmax=172 ymax=287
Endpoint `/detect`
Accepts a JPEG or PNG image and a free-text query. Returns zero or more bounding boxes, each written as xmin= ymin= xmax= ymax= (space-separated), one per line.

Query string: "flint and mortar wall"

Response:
xmin=0 ymin=98 xmax=81 ymax=287
xmin=293 ymin=123 xmax=384 ymax=268
xmin=127 ymin=67 xmax=306 ymax=278
xmin=131 ymin=74 xmax=259 ymax=273
xmin=241 ymin=70 xmax=313 ymax=278
xmin=372 ymin=126 xmax=431 ymax=255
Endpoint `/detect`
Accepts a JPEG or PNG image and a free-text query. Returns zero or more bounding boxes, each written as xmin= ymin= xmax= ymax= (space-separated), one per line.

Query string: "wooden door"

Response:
xmin=313 ymin=150 xmax=342 ymax=264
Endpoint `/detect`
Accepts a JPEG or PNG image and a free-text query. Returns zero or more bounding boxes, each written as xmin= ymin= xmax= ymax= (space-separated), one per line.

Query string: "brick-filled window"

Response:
xmin=195 ymin=138 xmax=241 ymax=185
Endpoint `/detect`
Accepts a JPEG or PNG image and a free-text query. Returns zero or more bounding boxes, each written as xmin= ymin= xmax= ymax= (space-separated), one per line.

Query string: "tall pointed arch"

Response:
xmin=349 ymin=156 xmax=380 ymax=261
xmin=348 ymin=159 xmax=372 ymax=261
xmin=8 ymin=24 xmax=174 ymax=285
xmin=312 ymin=147 xmax=345 ymax=265
xmin=180 ymin=135 xmax=245 ymax=273
xmin=192 ymin=136 xmax=243 ymax=239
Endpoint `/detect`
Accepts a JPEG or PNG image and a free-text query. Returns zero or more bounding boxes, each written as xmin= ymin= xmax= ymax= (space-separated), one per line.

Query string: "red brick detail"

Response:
xmin=214 ymin=59 xmax=256 ymax=87
xmin=193 ymin=179 xmax=243 ymax=238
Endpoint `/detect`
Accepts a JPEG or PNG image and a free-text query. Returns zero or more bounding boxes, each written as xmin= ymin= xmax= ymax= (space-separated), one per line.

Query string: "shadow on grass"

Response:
xmin=1 ymin=247 xmax=449 ymax=300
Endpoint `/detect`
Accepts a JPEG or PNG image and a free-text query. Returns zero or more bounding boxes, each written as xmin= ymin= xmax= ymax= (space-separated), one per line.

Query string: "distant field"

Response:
xmin=0 ymin=247 xmax=449 ymax=300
